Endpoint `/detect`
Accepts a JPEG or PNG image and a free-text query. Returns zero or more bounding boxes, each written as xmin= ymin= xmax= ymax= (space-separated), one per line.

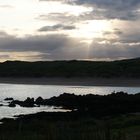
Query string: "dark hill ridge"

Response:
xmin=0 ymin=58 xmax=140 ymax=78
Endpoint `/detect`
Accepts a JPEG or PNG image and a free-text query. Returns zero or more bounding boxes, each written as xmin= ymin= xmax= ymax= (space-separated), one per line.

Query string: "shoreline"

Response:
xmin=0 ymin=77 xmax=140 ymax=87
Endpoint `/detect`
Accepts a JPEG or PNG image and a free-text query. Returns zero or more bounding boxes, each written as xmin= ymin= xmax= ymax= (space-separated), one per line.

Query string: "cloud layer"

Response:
xmin=38 ymin=24 xmax=76 ymax=32
xmin=0 ymin=28 xmax=140 ymax=61
xmin=0 ymin=0 xmax=139 ymax=61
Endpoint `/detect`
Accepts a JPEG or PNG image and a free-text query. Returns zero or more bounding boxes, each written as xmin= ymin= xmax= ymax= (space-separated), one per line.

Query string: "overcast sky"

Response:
xmin=0 ymin=0 xmax=140 ymax=61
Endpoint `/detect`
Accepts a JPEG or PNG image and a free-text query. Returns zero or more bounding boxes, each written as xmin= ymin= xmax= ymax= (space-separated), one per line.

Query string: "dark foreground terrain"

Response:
xmin=0 ymin=112 xmax=140 ymax=140
xmin=0 ymin=92 xmax=140 ymax=140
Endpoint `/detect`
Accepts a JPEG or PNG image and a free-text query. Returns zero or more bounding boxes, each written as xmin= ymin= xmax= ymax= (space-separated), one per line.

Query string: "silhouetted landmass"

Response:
xmin=9 ymin=92 xmax=140 ymax=116
xmin=0 ymin=57 xmax=140 ymax=78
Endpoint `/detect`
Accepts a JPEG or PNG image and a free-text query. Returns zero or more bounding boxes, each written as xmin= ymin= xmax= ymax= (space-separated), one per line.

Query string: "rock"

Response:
xmin=9 ymin=97 xmax=35 ymax=107
xmin=11 ymin=100 xmax=23 ymax=105
xmin=9 ymin=102 xmax=16 ymax=107
xmin=23 ymin=97 xmax=35 ymax=107
xmin=4 ymin=98 xmax=14 ymax=101
xmin=35 ymin=96 xmax=44 ymax=105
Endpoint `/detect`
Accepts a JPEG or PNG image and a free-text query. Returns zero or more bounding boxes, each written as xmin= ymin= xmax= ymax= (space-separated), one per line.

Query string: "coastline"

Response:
xmin=0 ymin=77 xmax=140 ymax=87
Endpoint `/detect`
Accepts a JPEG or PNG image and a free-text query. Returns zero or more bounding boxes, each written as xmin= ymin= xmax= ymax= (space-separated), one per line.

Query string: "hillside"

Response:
xmin=0 ymin=58 xmax=140 ymax=78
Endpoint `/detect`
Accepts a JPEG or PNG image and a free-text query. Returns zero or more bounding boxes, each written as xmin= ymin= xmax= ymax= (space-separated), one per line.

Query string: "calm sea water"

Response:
xmin=0 ymin=83 xmax=140 ymax=120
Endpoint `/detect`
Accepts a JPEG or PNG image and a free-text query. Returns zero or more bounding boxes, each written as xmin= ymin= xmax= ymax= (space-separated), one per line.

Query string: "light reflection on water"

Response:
xmin=0 ymin=84 xmax=140 ymax=100
xmin=0 ymin=83 xmax=140 ymax=119
xmin=0 ymin=105 xmax=70 ymax=120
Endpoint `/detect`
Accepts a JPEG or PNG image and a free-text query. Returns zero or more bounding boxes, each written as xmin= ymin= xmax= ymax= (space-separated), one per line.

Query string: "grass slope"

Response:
xmin=0 ymin=58 xmax=140 ymax=78
xmin=0 ymin=112 xmax=140 ymax=140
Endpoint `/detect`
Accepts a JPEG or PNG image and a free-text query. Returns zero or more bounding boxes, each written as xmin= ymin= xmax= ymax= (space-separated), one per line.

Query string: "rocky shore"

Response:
xmin=1 ymin=91 xmax=139 ymax=117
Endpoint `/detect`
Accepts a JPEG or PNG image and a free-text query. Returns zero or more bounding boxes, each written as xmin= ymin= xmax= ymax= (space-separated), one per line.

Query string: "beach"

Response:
xmin=0 ymin=77 xmax=140 ymax=87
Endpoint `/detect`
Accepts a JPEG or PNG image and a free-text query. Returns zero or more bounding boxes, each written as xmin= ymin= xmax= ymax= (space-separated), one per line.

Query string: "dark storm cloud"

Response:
xmin=38 ymin=24 xmax=76 ymax=32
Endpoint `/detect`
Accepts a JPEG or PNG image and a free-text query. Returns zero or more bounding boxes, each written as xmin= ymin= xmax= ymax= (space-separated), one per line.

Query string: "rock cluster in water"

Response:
xmin=2 ymin=91 xmax=140 ymax=116
xmin=8 ymin=96 xmax=52 ymax=107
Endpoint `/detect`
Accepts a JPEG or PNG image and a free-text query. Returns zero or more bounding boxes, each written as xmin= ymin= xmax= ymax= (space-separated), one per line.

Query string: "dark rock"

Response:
xmin=35 ymin=96 xmax=44 ymax=105
xmin=4 ymin=98 xmax=14 ymax=101
xmin=11 ymin=100 xmax=23 ymax=105
xmin=23 ymin=97 xmax=35 ymax=107
xmin=9 ymin=102 xmax=16 ymax=107
xmin=10 ymin=97 xmax=35 ymax=107
xmin=24 ymin=97 xmax=34 ymax=104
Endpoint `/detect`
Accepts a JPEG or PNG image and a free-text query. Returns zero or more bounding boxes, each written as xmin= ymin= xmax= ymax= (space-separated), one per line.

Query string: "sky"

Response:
xmin=0 ymin=0 xmax=140 ymax=61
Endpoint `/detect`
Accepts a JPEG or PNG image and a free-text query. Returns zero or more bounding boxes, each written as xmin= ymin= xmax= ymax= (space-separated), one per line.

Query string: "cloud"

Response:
xmin=77 ymin=0 xmax=140 ymax=20
xmin=39 ymin=0 xmax=75 ymax=3
xmin=88 ymin=40 xmax=140 ymax=60
xmin=0 ymin=5 xmax=14 ymax=9
xmin=37 ymin=13 xmax=78 ymax=24
xmin=38 ymin=24 xmax=76 ymax=32
xmin=40 ymin=0 xmax=140 ymax=9
xmin=88 ymin=28 xmax=140 ymax=60
xmin=40 ymin=0 xmax=140 ymax=20
xmin=103 ymin=29 xmax=123 ymax=36
xmin=0 ymin=32 xmax=89 ymax=60
xmin=0 ymin=29 xmax=140 ymax=61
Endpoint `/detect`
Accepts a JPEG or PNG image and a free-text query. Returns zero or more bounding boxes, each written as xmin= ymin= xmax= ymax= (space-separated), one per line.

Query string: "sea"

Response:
xmin=0 ymin=83 xmax=140 ymax=120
